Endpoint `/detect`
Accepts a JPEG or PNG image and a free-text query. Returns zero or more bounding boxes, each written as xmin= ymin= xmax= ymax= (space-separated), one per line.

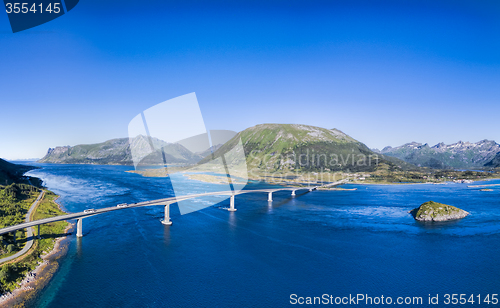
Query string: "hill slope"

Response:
xmin=381 ymin=140 xmax=500 ymax=169
xmin=205 ymin=124 xmax=415 ymax=173
xmin=0 ymin=159 xmax=38 ymax=185
xmin=485 ymin=152 xmax=500 ymax=168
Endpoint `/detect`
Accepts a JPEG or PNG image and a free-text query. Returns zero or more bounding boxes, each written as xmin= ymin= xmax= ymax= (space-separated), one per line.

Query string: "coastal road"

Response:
xmin=0 ymin=190 xmax=44 ymax=265
xmin=0 ymin=180 xmax=348 ymax=237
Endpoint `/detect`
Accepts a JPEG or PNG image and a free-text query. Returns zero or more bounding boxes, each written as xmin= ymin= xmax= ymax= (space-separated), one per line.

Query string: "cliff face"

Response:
xmin=45 ymin=146 xmax=70 ymax=158
xmin=410 ymin=201 xmax=469 ymax=222
xmin=39 ymin=138 xmax=132 ymax=165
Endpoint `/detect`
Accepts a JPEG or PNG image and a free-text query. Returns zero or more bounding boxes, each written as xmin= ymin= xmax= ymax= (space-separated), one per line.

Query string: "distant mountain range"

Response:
xmin=38 ymin=135 xmax=206 ymax=166
xmin=377 ymin=140 xmax=500 ymax=169
xmin=38 ymin=124 xmax=500 ymax=171
xmin=39 ymin=124 xmax=413 ymax=173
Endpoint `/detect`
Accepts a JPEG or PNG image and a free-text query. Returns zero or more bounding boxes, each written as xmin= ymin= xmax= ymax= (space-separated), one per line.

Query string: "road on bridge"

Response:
xmin=0 ymin=179 xmax=349 ymax=237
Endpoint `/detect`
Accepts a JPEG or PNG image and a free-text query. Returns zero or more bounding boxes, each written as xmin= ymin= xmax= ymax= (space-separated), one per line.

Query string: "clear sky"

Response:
xmin=1 ymin=0 xmax=500 ymax=159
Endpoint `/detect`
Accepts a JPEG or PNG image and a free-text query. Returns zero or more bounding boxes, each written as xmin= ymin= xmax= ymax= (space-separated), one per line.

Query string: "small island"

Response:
xmin=410 ymin=201 xmax=469 ymax=222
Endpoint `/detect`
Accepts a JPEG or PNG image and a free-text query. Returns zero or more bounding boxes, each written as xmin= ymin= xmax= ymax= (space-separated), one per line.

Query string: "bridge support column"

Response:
xmin=38 ymin=225 xmax=41 ymax=239
xmin=76 ymin=219 xmax=83 ymax=237
xmin=268 ymin=192 xmax=273 ymax=202
xmin=228 ymin=195 xmax=237 ymax=212
xmin=291 ymin=190 xmax=296 ymax=196
xmin=161 ymin=204 xmax=173 ymax=225
xmin=13 ymin=232 xmax=16 ymax=243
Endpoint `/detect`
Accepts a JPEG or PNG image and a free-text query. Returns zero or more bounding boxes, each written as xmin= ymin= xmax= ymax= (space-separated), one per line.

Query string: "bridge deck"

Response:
xmin=0 ymin=180 xmax=347 ymax=235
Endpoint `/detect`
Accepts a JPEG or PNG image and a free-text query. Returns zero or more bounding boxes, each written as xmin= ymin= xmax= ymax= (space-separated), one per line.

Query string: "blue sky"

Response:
xmin=1 ymin=0 xmax=500 ymax=159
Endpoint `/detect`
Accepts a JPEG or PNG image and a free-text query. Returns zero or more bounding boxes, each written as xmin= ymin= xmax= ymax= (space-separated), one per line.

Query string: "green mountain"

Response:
xmin=39 ymin=138 xmax=132 ymax=165
xmin=38 ymin=135 xmax=204 ymax=166
xmin=205 ymin=123 xmax=415 ymax=173
xmin=0 ymin=159 xmax=39 ymax=186
xmin=380 ymin=140 xmax=500 ymax=169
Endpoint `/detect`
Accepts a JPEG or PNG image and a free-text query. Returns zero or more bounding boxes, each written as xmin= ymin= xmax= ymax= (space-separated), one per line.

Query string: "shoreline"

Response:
xmin=354 ymin=182 xmax=439 ymax=185
xmin=126 ymin=167 xmax=500 ymax=187
xmin=355 ymin=177 xmax=500 ymax=186
xmin=0 ymin=195 xmax=73 ymax=308
xmin=182 ymin=173 xmax=247 ymax=185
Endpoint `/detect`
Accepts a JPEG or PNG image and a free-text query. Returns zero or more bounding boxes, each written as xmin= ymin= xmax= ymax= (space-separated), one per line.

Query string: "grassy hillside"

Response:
xmin=0 ymin=159 xmax=40 ymax=186
xmin=38 ymin=138 xmax=132 ymax=165
xmin=204 ymin=123 xmax=416 ymax=173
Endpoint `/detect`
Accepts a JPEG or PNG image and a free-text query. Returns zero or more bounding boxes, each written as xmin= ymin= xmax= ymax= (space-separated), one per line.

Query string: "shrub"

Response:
xmin=6 ymin=244 xmax=15 ymax=253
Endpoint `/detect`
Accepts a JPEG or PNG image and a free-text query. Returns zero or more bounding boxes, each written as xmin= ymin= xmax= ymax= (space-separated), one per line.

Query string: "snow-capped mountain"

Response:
xmin=380 ymin=140 xmax=500 ymax=169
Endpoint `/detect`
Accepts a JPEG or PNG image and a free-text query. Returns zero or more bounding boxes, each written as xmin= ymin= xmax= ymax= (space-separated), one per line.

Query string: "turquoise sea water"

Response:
xmin=20 ymin=163 xmax=500 ymax=307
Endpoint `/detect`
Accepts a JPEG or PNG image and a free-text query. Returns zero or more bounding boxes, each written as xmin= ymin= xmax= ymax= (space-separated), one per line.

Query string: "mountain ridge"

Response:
xmin=39 ymin=124 xmax=415 ymax=173
xmin=379 ymin=139 xmax=500 ymax=169
xmin=38 ymin=136 xmax=204 ymax=166
xmin=204 ymin=123 xmax=415 ymax=173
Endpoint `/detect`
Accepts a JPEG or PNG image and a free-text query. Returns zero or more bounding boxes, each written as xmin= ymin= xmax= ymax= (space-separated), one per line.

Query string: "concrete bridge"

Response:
xmin=0 ymin=180 xmax=348 ymax=240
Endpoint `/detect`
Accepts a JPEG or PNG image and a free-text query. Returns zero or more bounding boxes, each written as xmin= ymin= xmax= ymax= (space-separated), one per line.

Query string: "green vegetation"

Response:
xmin=203 ymin=124 xmax=415 ymax=174
xmin=31 ymin=191 xmax=68 ymax=236
xmin=364 ymin=169 xmax=500 ymax=184
xmin=0 ymin=184 xmax=39 ymax=259
xmin=38 ymin=138 xmax=133 ymax=165
xmin=433 ymin=170 xmax=499 ymax=180
xmin=126 ymin=124 xmax=500 ymax=184
xmin=410 ymin=201 xmax=469 ymax=221
xmin=0 ymin=190 xmax=69 ymax=294
xmin=415 ymin=201 xmax=461 ymax=218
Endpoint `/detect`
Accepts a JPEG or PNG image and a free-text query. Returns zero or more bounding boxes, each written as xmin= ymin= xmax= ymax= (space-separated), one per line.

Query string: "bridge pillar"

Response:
xmin=291 ymin=190 xmax=296 ymax=196
xmin=76 ymin=219 xmax=83 ymax=237
xmin=228 ymin=195 xmax=237 ymax=212
xmin=38 ymin=225 xmax=41 ymax=239
xmin=13 ymin=232 xmax=16 ymax=243
xmin=161 ymin=204 xmax=173 ymax=225
xmin=268 ymin=192 xmax=273 ymax=202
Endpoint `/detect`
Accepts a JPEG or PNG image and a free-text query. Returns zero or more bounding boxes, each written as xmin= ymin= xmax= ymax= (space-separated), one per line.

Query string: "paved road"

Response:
xmin=0 ymin=190 xmax=44 ymax=265
xmin=0 ymin=180 xmax=348 ymax=236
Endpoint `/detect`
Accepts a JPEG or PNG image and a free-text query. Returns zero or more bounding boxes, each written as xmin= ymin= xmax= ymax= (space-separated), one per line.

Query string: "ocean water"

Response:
xmin=19 ymin=163 xmax=500 ymax=307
